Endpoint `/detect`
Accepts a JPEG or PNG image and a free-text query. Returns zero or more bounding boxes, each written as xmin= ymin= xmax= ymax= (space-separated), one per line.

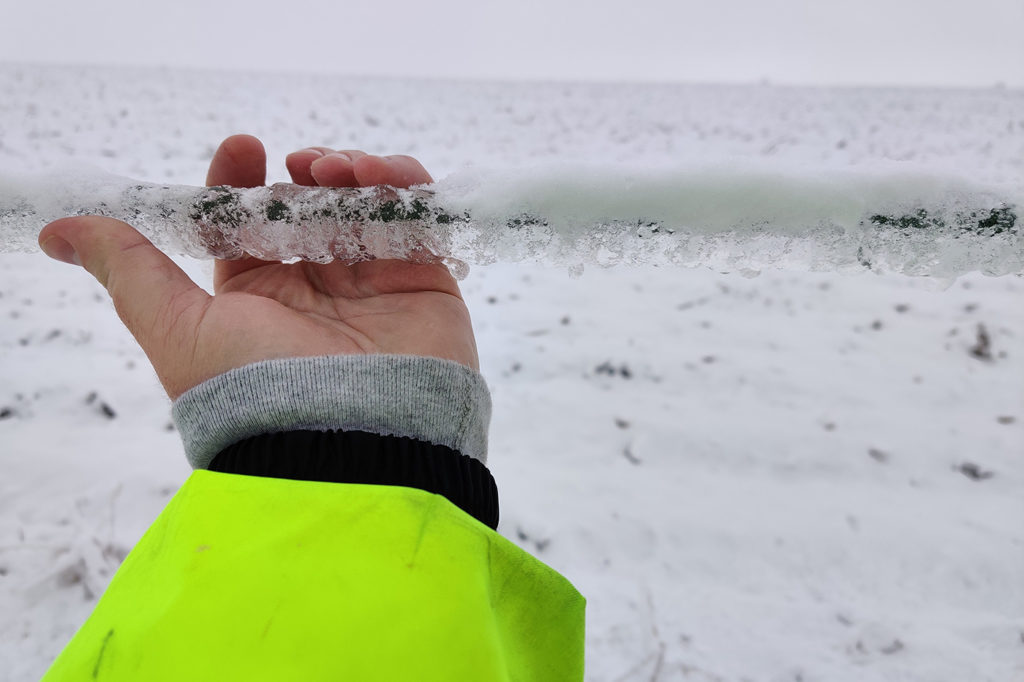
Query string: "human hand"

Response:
xmin=38 ymin=135 xmax=479 ymax=400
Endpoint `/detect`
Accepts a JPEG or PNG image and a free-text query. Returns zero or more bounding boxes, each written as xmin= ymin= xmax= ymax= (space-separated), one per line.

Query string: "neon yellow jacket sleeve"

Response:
xmin=41 ymin=470 xmax=586 ymax=681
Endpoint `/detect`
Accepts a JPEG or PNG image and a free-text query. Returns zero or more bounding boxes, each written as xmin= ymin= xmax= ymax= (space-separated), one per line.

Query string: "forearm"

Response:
xmin=43 ymin=355 xmax=585 ymax=681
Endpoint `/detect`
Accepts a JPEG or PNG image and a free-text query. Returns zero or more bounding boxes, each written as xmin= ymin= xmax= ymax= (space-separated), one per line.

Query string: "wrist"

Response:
xmin=171 ymin=354 xmax=492 ymax=469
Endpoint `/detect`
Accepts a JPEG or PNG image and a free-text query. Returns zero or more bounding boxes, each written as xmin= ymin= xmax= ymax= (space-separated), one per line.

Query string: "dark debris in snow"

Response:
xmin=956 ymin=462 xmax=994 ymax=481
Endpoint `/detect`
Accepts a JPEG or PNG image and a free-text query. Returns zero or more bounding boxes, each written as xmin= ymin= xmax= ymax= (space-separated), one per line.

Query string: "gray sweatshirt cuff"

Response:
xmin=171 ymin=355 xmax=491 ymax=470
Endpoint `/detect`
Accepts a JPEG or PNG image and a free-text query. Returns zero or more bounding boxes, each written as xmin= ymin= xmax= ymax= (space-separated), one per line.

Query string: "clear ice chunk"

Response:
xmin=0 ymin=164 xmax=1020 ymax=279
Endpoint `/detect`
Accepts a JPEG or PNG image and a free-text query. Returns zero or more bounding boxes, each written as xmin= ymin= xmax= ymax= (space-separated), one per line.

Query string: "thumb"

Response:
xmin=39 ymin=216 xmax=211 ymax=391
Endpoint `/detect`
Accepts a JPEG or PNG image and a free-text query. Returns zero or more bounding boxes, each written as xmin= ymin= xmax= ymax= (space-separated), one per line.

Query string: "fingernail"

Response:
xmin=40 ymin=235 xmax=81 ymax=266
xmin=310 ymin=153 xmax=351 ymax=173
xmin=301 ymin=148 xmax=326 ymax=157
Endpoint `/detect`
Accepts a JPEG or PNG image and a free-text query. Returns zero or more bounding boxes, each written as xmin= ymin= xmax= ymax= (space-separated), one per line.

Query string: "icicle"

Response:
xmin=1 ymin=166 xmax=1020 ymax=279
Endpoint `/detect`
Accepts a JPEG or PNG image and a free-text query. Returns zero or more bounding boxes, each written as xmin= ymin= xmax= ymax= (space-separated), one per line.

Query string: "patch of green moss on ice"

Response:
xmin=973 ymin=205 xmax=1016 ymax=235
xmin=265 ymin=199 xmax=291 ymax=222
xmin=869 ymin=205 xmax=1018 ymax=236
xmin=506 ymin=213 xmax=548 ymax=230
xmin=189 ymin=187 xmax=247 ymax=229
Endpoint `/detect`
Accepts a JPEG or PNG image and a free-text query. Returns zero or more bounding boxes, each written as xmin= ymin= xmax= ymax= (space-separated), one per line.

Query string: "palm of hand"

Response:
xmin=196 ymin=258 xmax=477 ymax=376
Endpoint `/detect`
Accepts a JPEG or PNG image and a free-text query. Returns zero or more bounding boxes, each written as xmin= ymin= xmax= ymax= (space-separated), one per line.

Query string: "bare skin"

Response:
xmin=38 ymin=135 xmax=479 ymax=400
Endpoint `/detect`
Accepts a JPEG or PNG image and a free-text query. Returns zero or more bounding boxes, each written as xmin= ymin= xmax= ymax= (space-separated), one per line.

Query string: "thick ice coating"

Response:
xmin=0 ymin=164 xmax=1020 ymax=279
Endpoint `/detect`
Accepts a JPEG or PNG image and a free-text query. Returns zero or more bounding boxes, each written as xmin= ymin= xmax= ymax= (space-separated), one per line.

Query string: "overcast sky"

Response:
xmin=4 ymin=0 xmax=1022 ymax=87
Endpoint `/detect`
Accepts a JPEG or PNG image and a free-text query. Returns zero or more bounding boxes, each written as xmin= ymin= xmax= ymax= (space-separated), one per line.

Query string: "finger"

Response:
xmin=309 ymin=152 xmax=358 ymax=187
xmin=353 ymin=155 xmax=433 ymax=188
xmin=39 ymin=216 xmax=210 ymax=397
xmin=207 ymin=135 xmax=269 ymax=288
xmin=206 ymin=134 xmax=266 ymax=187
xmin=286 ymin=147 xmax=356 ymax=185
xmin=308 ymin=149 xmax=368 ymax=187
xmin=337 ymin=149 xmax=368 ymax=162
xmin=285 ymin=148 xmax=328 ymax=186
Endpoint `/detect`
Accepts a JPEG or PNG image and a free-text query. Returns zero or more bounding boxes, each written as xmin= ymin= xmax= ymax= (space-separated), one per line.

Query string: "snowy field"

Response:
xmin=1 ymin=64 xmax=1022 ymax=681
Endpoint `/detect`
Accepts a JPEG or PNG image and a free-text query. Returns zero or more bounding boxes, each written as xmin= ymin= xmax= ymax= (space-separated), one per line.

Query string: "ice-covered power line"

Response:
xmin=1 ymin=165 xmax=1020 ymax=279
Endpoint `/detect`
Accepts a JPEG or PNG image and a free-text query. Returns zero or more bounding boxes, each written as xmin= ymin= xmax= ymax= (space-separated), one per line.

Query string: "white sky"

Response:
xmin=3 ymin=0 xmax=1022 ymax=87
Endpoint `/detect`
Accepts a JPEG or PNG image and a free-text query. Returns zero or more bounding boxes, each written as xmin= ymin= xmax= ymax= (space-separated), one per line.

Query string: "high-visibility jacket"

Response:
xmin=41 ymin=469 xmax=586 ymax=681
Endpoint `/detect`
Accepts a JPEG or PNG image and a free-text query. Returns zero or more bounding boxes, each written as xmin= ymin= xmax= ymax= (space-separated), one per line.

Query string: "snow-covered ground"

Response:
xmin=1 ymin=64 xmax=1022 ymax=681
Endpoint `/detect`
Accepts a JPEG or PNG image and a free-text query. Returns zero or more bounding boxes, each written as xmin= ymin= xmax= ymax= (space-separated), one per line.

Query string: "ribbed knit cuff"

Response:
xmin=171 ymin=355 xmax=491 ymax=470
xmin=209 ymin=430 xmax=500 ymax=529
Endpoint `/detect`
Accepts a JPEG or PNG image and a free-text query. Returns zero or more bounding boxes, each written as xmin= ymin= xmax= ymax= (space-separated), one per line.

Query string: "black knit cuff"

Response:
xmin=208 ymin=430 xmax=499 ymax=530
